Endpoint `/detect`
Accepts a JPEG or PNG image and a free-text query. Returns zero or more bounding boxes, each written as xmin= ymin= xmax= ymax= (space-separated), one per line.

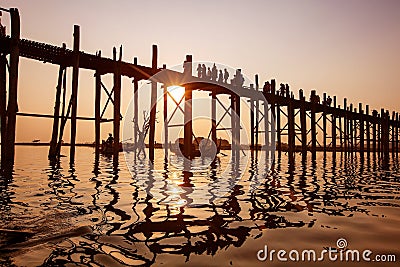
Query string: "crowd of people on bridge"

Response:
xmin=196 ymin=64 xmax=244 ymax=87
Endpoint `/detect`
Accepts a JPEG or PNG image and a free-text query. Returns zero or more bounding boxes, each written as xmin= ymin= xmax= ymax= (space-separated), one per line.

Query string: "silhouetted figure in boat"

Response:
xmin=218 ymin=69 xmax=223 ymax=83
xmin=206 ymin=67 xmax=212 ymax=80
xmin=106 ymin=133 xmax=114 ymax=145
xmin=224 ymin=68 xmax=229 ymax=83
xmin=211 ymin=64 xmax=218 ymax=81
xmin=197 ymin=64 xmax=202 ymax=78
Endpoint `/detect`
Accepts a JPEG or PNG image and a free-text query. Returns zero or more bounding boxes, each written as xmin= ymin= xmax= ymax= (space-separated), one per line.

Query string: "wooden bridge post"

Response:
xmin=255 ymin=75 xmax=259 ymax=150
xmin=3 ymin=8 xmax=20 ymax=171
xmin=263 ymin=87 xmax=270 ymax=152
xmin=250 ymin=84 xmax=255 ymax=150
xmin=310 ymin=90 xmax=317 ymax=160
xmin=396 ymin=113 xmax=399 ymax=154
xmin=332 ymin=96 xmax=337 ymax=153
xmin=49 ymin=63 xmax=66 ymax=159
xmin=276 ymin=94 xmax=281 ymax=153
xmin=322 ymin=93 xmax=327 ymax=153
xmin=149 ymin=45 xmax=158 ymax=161
xmin=183 ymin=55 xmax=192 ymax=159
xmin=299 ymin=90 xmax=307 ymax=157
xmin=372 ymin=111 xmax=377 ymax=154
xmin=392 ymin=111 xmax=396 ymax=156
xmin=366 ymin=105 xmax=370 ymax=153
xmin=287 ymin=100 xmax=295 ymax=164
xmin=377 ymin=113 xmax=381 ymax=155
xmin=211 ymin=88 xmax=217 ymax=152
xmin=381 ymin=109 xmax=390 ymax=161
xmin=113 ymin=47 xmax=122 ymax=158
xmin=133 ymin=57 xmax=139 ymax=154
xmin=69 ymin=25 xmax=80 ymax=162
xmin=270 ymin=80 xmax=276 ymax=151
xmin=344 ymin=98 xmax=348 ymax=153
xmin=349 ymin=104 xmax=354 ymax=153
xmin=359 ymin=103 xmax=364 ymax=154
xmin=235 ymin=93 xmax=241 ymax=162
xmin=95 ymin=70 xmax=101 ymax=156
xmin=163 ymin=84 xmax=168 ymax=159
xmin=230 ymin=94 xmax=236 ymax=160
xmin=0 ymin=47 xmax=7 ymax=170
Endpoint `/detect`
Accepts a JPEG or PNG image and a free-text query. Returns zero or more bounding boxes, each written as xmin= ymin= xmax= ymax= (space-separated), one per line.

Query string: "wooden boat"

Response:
xmin=101 ymin=140 xmax=123 ymax=155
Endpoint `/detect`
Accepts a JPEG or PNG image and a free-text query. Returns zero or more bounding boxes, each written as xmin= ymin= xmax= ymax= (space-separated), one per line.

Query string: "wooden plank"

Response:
xmin=183 ymin=55 xmax=192 ymax=159
xmin=0 ymin=51 xmax=7 ymax=170
xmin=94 ymin=71 xmax=101 ymax=156
xmin=113 ymin=47 xmax=122 ymax=158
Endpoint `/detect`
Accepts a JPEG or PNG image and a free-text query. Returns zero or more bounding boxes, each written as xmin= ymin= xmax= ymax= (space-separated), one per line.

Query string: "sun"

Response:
xmin=167 ymin=85 xmax=185 ymax=101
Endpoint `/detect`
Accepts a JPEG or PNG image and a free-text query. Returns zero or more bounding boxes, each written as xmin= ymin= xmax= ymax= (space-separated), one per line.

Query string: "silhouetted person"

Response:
xmin=106 ymin=133 xmax=114 ymax=145
xmin=279 ymin=83 xmax=285 ymax=96
xmin=218 ymin=69 xmax=223 ymax=83
xmin=326 ymin=96 xmax=332 ymax=106
xmin=237 ymin=69 xmax=244 ymax=87
xmin=207 ymin=67 xmax=211 ymax=80
xmin=197 ymin=64 xmax=202 ymax=78
xmin=263 ymin=81 xmax=271 ymax=93
xmin=211 ymin=64 xmax=217 ymax=81
xmin=224 ymin=68 xmax=229 ymax=83
xmin=0 ymin=13 xmax=5 ymax=37
xmin=201 ymin=64 xmax=207 ymax=79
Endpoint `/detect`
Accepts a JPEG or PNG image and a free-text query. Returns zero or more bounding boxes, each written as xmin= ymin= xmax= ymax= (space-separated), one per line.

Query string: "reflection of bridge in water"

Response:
xmin=0 ymin=8 xmax=399 ymax=175
xmin=31 ymin=151 xmax=398 ymax=265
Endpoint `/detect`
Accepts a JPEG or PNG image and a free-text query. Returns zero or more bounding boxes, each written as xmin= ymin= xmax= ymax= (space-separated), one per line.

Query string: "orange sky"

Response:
xmin=1 ymin=0 xmax=399 ymax=143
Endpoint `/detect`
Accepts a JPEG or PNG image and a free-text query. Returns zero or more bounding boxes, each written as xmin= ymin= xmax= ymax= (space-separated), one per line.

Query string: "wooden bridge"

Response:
xmin=0 ymin=8 xmax=399 ymax=174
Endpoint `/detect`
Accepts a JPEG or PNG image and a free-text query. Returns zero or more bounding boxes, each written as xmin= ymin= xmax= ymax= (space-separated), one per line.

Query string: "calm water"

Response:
xmin=1 ymin=146 xmax=400 ymax=266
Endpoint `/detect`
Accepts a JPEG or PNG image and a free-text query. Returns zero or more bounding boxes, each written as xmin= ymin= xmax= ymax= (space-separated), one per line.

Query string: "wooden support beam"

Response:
xmin=163 ymin=85 xmax=168 ymax=159
xmin=349 ymin=104 xmax=354 ymax=153
xmin=211 ymin=88 xmax=217 ymax=152
xmin=69 ymin=25 xmax=80 ymax=162
xmin=94 ymin=71 xmax=101 ymax=156
xmin=392 ymin=111 xmax=396 ymax=155
xmin=133 ymin=57 xmax=138 ymax=155
xmin=276 ymin=101 xmax=281 ymax=153
xmin=3 ymin=8 xmax=20 ymax=171
xmin=381 ymin=109 xmax=390 ymax=161
xmin=263 ymin=88 xmax=270 ymax=152
xmin=300 ymin=94 xmax=307 ymax=156
xmin=250 ymin=84 xmax=255 ymax=150
xmin=149 ymin=45 xmax=158 ymax=161
xmin=49 ymin=64 xmax=65 ymax=159
xmin=231 ymin=94 xmax=236 ymax=160
xmin=372 ymin=112 xmax=377 ymax=154
xmin=366 ymin=105 xmax=370 ymax=153
xmin=359 ymin=103 xmax=364 ymax=154
xmin=255 ymin=75 xmax=259 ymax=150
xmin=113 ymin=47 xmax=122 ymax=159
xmin=0 ymin=51 xmax=7 ymax=170
xmin=310 ymin=91 xmax=316 ymax=160
xmin=344 ymin=98 xmax=348 ymax=153
xmin=183 ymin=55 xmax=192 ymax=159
xmin=332 ymin=96 xmax=337 ymax=153
xmin=288 ymin=100 xmax=295 ymax=163
xmin=270 ymin=80 xmax=276 ymax=151
xmin=235 ymin=94 xmax=241 ymax=162
xmin=396 ymin=112 xmax=400 ymax=155
xmin=322 ymin=93 xmax=327 ymax=153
